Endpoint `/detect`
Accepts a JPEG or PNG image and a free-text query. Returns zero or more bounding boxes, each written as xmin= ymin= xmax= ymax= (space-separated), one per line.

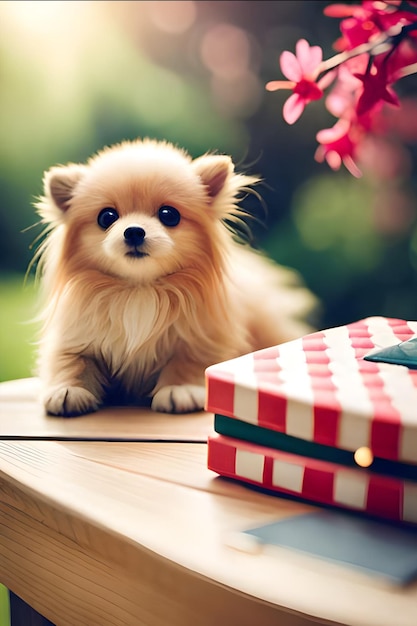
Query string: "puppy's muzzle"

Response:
xmin=124 ymin=226 xmax=148 ymax=258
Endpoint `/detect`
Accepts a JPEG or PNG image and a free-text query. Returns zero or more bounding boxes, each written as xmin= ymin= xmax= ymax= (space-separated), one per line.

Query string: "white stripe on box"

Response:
xmin=286 ymin=398 xmax=314 ymax=440
xmin=403 ymin=482 xmax=417 ymax=524
xmin=205 ymin=354 xmax=248 ymax=376
xmin=378 ymin=363 xmax=417 ymax=422
xmin=400 ymin=427 xmax=417 ymax=464
xmin=324 ymin=324 xmax=355 ymax=361
xmin=235 ymin=449 xmax=264 ymax=482
xmin=272 ymin=459 xmax=304 ymax=493
xmin=278 ymin=338 xmax=314 ymax=440
xmin=323 ymin=326 xmax=373 ymax=451
xmin=337 ymin=409 xmax=371 ymax=452
xmin=333 ymin=470 xmax=368 ymax=509
xmin=399 ymin=428 xmax=417 ymax=463
xmin=366 ymin=315 xmax=396 ymax=331
xmin=232 ymin=353 xmax=259 ymax=423
xmin=366 ymin=316 xmax=400 ymax=350
xmin=276 ymin=337 xmax=304 ymax=361
xmin=233 ymin=380 xmax=259 ymax=424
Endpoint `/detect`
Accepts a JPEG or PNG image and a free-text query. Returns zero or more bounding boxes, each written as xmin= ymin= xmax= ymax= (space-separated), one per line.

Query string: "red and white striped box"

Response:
xmin=205 ymin=317 xmax=417 ymax=523
xmin=207 ymin=435 xmax=417 ymax=524
xmin=206 ymin=317 xmax=417 ymax=464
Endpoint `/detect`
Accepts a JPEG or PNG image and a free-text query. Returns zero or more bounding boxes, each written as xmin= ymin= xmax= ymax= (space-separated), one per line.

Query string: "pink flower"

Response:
xmin=324 ymin=60 xmax=365 ymax=119
xmin=325 ymin=1 xmax=417 ymax=51
xmin=265 ymin=0 xmax=417 ymax=177
xmin=315 ymin=119 xmax=363 ymax=177
xmin=266 ymin=39 xmax=332 ymax=124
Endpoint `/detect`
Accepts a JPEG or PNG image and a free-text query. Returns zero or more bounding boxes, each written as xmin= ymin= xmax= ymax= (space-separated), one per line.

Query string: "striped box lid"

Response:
xmin=205 ymin=317 xmax=417 ymax=464
xmin=207 ymin=434 xmax=417 ymax=525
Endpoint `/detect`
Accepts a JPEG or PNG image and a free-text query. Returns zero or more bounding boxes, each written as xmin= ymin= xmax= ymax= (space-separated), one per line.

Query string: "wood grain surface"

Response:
xmin=1 ymin=379 xmax=417 ymax=626
xmin=0 ymin=378 xmax=213 ymax=441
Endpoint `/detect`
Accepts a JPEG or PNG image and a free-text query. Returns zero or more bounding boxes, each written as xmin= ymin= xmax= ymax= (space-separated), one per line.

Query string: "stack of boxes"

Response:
xmin=205 ymin=317 xmax=417 ymax=525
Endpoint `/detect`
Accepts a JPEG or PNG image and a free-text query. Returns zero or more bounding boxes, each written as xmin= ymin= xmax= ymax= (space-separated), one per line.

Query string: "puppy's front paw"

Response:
xmin=43 ymin=386 xmax=100 ymax=417
xmin=151 ymin=385 xmax=205 ymax=413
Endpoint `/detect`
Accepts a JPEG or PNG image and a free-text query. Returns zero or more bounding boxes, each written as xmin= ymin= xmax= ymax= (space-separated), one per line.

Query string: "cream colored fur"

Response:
xmin=34 ymin=138 xmax=318 ymax=415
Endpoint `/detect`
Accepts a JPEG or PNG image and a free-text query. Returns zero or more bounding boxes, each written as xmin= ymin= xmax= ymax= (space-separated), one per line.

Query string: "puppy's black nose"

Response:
xmin=124 ymin=226 xmax=145 ymax=246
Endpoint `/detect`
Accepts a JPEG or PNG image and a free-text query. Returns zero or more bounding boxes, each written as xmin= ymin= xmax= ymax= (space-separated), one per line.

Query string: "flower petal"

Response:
xmin=325 ymin=91 xmax=350 ymax=117
xmin=283 ymin=93 xmax=305 ymax=124
xmin=326 ymin=151 xmax=342 ymax=171
xmin=323 ymin=3 xmax=356 ymax=17
xmin=343 ymin=155 xmax=362 ymax=178
xmin=384 ymin=86 xmax=400 ymax=107
xmin=316 ymin=119 xmax=350 ymax=143
xmin=296 ymin=39 xmax=322 ymax=77
xmin=265 ymin=80 xmax=295 ymax=92
xmin=280 ymin=50 xmax=302 ymax=81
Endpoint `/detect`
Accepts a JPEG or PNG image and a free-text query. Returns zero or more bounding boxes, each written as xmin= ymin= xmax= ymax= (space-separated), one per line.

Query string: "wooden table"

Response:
xmin=1 ymin=378 xmax=417 ymax=626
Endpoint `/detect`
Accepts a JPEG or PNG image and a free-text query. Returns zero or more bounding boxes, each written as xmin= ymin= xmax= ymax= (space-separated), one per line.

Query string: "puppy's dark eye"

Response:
xmin=97 ymin=208 xmax=119 ymax=230
xmin=158 ymin=206 xmax=181 ymax=227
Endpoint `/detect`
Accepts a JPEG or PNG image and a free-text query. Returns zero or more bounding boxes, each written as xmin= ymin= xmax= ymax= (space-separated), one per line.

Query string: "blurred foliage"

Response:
xmin=1 ymin=0 xmax=417 ymax=381
xmin=263 ymin=174 xmax=417 ymax=328
xmin=0 ymin=275 xmax=37 ymax=381
xmin=0 ymin=584 xmax=9 ymax=626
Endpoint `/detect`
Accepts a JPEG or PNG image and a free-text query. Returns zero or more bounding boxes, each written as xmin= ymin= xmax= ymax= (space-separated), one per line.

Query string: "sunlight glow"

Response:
xmin=1 ymin=1 xmax=98 ymax=94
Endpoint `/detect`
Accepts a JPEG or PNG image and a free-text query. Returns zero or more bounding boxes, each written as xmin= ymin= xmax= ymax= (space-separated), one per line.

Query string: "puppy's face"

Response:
xmin=66 ymin=149 xmax=208 ymax=284
xmin=96 ymin=203 xmax=184 ymax=284
xmin=37 ymin=140 xmax=258 ymax=286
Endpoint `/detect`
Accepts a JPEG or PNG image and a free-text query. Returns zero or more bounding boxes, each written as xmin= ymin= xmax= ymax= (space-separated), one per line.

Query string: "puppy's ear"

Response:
xmin=44 ymin=164 xmax=86 ymax=213
xmin=192 ymin=153 xmax=260 ymax=220
xmin=192 ymin=155 xmax=233 ymax=199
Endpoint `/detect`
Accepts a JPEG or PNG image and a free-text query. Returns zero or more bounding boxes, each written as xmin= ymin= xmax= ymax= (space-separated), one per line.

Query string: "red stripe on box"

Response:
xmin=207 ymin=436 xmax=236 ymax=476
xmin=205 ymin=370 xmax=235 ymax=416
xmin=405 ymin=320 xmax=417 ymax=334
xmin=390 ymin=319 xmax=415 ymax=339
xmin=366 ymin=331 xmax=401 ymax=460
xmin=350 ymin=319 xmax=374 ymax=358
xmin=207 ymin=435 xmax=415 ymax=525
xmin=263 ymin=455 xmax=274 ymax=488
xmin=254 ymin=347 xmax=286 ymax=430
xmin=253 ymin=345 xmax=281 ymax=361
xmin=371 ymin=416 xmax=401 ymax=461
xmin=408 ymin=372 xmax=417 ymax=391
xmin=303 ymin=335 xmax=341 ymax=448
xmin=302 ymin=466 xmax=334 ymax=503
xmin=253 ymin=359 xmax=282 ymax=373
xmin=347 ymin=320 xmax=368 ymax=329
xmin=314 ymin=397 xmax=341 ymax=447
xmin=302 ymin=333 xmax=327 ymax=350
xmin=366 ymin=475 xmax=402 ymax=521
xmin=258 ymin=389 xmax=287 ymax=431
xmin=354 ymin=322 xmax=402 ymax=461
xmin=361 ymin=372 xmax=385 ymax=389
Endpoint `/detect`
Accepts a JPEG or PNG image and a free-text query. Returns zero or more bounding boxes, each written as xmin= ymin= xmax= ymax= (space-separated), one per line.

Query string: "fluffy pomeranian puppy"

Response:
xmin=34 ymin=138 xmax=318 ymax=416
